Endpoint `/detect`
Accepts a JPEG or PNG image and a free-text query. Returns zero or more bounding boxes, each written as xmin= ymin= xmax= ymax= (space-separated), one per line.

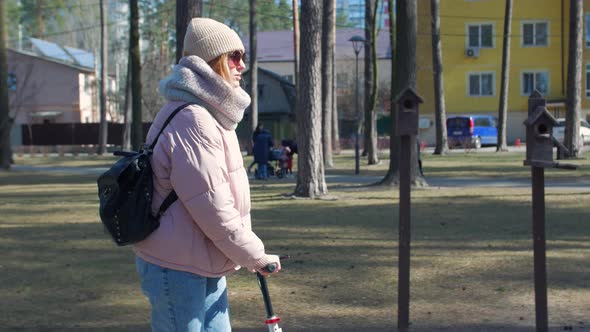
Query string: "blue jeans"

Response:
xmin=135 ymin=256 xmax=231 ymax=332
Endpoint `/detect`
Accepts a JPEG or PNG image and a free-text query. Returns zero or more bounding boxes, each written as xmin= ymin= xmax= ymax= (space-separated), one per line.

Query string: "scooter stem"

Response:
xmin=257 ymin=271 xmax=283 ymax=332
xmin=257 ymin=272 xmax=275 ymax=319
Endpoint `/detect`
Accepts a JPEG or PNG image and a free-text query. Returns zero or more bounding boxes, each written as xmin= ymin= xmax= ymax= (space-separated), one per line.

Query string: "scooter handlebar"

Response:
xmin=261 ymin=255 xmax=290 ymax=273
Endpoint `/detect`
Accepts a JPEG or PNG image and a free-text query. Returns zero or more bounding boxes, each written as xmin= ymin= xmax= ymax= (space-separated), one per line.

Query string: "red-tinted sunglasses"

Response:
xmin=228 ymin=50 xmax=245 ymax=65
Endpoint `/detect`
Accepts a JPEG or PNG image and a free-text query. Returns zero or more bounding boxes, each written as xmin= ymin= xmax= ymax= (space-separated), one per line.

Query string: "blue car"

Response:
xmin=447 ymin=115 xmax=498 ymax=149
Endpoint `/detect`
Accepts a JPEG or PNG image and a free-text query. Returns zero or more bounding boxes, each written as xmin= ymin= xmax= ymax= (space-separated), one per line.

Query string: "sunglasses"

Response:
xmin=228 ymin=50 xmax=245 ymax=65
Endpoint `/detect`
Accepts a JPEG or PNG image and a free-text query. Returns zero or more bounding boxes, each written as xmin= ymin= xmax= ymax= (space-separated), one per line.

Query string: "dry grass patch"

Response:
xmin=1 ymin=153 xmax=589 ymax=331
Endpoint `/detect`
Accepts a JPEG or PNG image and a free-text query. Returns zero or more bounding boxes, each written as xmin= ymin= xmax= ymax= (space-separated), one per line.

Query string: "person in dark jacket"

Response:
xmin=252 ymin=126 xmax=273 ymax=179
xmin=252 ymin=123 xmax=264 ymax=142
xmin=247 ymin=123 xmax=264 ymax=174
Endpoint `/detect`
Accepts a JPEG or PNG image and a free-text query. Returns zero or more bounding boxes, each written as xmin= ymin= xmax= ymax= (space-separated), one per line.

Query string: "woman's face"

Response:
xmin=227 ymin=51 xmax=246 ymax=88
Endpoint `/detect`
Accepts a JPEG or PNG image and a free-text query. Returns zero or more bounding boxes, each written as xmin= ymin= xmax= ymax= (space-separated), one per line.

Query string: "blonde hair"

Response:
xmin=207 ymin=54 xmax=232 ymax=83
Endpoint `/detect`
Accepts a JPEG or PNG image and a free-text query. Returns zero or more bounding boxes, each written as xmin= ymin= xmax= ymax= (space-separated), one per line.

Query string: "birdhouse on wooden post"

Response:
xmin=524 ymin=105 xmax=557 ymax=163
xmin=395 ymin=87 xmax=424 ymax=137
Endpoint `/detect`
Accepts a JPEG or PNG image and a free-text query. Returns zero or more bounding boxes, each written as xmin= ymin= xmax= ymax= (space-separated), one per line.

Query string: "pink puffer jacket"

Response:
xmin=133 ymin=101 xmax=273 ymax=277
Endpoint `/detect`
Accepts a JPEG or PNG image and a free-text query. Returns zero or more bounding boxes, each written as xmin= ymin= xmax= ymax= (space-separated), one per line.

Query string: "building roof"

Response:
xmin=243 ymin=28 xmax=392 ymax=62
xmin=243 ymin=67 xmax=296 ymax=114
xmin=11 ymin=38 xmax=96 ymax=72
xmin=8 ymin=48 xmax=95 ymax=73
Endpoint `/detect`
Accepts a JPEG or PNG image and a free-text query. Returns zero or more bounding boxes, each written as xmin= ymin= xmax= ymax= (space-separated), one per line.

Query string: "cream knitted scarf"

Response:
xmin=159 ymin=55 xmax=251 ymax=130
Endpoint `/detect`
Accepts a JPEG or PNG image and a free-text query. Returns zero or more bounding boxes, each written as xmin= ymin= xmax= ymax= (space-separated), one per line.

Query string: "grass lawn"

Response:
xmin=1 ymin=151 xmax=589 ymax=331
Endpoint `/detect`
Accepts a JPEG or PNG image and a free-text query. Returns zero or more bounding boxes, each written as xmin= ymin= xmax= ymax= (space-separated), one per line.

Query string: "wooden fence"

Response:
xmin=20 ymin=123 xmax=151 ymax=146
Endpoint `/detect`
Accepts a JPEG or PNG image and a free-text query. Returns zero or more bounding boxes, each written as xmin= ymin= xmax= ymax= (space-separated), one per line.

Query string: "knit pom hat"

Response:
xmin=183 ymin=18 xmax=245 ymax=62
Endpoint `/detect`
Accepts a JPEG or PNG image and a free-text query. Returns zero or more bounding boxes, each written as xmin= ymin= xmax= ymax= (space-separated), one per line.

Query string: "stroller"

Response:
xmin=268 ymin=147 xmax=289 ymax=179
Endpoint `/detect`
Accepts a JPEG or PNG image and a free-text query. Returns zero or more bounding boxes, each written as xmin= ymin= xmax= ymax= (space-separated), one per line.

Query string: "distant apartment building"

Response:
xmin=336 ymin=0 xmax=390 ymax=28
xmin=417 ymin=0 xmax=590 ymax=144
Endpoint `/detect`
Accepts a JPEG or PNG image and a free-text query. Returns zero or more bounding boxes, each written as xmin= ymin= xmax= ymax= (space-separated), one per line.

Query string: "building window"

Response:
xmin=468 ymin=72 xmax=494 ymax=96
xmin=7 ymin=72 xmax=16 ymax=91
xmin=586 ymin=64 xmax=590 ymax=98
xmin=522 ymin=71 xmax=549 ymax=95
xmin=467 ymin=23 xmax=493 ymax=48
xmin=522 ymin=21 xmax=548 ymax=46
xmin=586 ymin=13 xmax=590 ymax=47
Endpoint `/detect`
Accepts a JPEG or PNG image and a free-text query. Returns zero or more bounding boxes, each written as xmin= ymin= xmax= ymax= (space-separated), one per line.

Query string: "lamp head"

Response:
xmin=349 ymin=35 xmax=366 ymax=55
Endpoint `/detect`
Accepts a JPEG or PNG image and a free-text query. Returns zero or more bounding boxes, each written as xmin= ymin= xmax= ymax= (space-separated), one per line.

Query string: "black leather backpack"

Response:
xmin=97 ymin=103 xmax=191 ymax=246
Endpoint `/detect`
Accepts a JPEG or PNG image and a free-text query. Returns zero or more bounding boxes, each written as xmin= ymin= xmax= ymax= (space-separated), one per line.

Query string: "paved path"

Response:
xmin=10 ymin=164 xmax=590 ymax=191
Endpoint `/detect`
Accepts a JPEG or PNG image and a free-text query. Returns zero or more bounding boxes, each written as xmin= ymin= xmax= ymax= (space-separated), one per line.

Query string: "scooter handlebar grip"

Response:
xmin=263 ymin=263 xmax=277 ymax=273
xmin=262 ymin=255 xmax=289 ymax=273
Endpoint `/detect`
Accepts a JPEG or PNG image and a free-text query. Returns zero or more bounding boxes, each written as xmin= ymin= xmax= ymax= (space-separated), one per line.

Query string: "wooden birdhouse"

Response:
xmin=523 ymin=105 xmax=557 ymax=162
xmin=395 ymin=87 xmax=424 ymax=136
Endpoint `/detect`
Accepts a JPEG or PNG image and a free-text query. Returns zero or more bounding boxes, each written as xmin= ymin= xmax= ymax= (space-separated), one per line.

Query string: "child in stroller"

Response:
xmin=268 ymin=146 xmax=290 ymax=179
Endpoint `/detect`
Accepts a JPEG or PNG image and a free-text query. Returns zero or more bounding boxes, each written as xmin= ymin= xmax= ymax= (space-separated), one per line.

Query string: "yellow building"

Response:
xmin=417 ymin=0 xmax=590 ymax=144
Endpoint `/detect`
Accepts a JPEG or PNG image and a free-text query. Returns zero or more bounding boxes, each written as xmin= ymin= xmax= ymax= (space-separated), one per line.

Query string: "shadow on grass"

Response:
xmin=233 ymin=324 xmax=571 ymax=332
xmin=1 ymin=169 xmax=589 ymax=330
xmin=0 ymin=172 xmax=97 ymax=186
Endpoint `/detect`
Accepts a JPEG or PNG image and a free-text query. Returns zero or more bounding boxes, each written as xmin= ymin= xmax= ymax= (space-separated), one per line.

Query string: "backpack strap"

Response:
xmin=148 ymin=102 xmax=193 ymax=151
xmin=156 ymin=191 xmax=178 ymax=219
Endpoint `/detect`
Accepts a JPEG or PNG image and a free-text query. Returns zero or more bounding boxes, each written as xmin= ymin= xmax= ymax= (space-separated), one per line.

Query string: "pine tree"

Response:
xmin=129 ymin=0 xmax=143 ymax=150
xmin=496 ymin=0 xmax=512 ymax=152
xmin=565 ymin=0 xmax=583 ymax=158
xmin=364 ymin=0 xmax=379 ymax=164
xmin=0 ymin=0 xmax=11 ymax=169
xmin=322 ymin=0 xmax=335 ymax=168
xmin=431 ymin=0 xmax=449 ymax=155
xmin=294 ymin=0 xmax=327 ymax=197
xmin=379 ymin=0 xmax=426 ymax=187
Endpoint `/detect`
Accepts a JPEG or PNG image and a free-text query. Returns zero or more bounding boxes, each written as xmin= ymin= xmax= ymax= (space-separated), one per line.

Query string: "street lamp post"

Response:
xmin=349 ymin=35 xmax=365 ymax=175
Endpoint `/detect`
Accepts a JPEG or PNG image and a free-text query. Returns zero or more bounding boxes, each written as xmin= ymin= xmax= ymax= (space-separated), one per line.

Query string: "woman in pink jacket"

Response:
xmin=133 ymin=18 xmax=281 ymax=332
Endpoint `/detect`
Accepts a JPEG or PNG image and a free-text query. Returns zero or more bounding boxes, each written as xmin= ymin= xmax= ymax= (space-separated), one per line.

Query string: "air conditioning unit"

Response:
xmin=465 ymin=47 xmax=480 ymax=58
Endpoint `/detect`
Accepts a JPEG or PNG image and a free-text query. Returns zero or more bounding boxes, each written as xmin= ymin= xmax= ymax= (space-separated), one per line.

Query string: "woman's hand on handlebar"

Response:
xmin=256 ymin=254 xmax=282 ymax=276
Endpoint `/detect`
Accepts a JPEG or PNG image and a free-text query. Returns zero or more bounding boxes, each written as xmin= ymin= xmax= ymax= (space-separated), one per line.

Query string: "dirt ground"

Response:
xmin=1 ymin=153 xmax=589 ymax=331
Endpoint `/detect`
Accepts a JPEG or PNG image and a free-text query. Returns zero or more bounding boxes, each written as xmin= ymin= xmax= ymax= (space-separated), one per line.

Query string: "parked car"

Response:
xmin=447 ymin=115 xmax=498 ymax=149
xmin=552 ymin=118 xmax=590 ymax=145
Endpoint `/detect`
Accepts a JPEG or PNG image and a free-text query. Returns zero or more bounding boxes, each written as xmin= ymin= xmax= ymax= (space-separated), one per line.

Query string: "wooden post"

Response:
xmin=524 ymin=91 xmax=577 ymax=332
xmin=395 ymin=88 xmax=423 ymax=331
xmin=398 ymin=132 xmax=411 ymax=331
xmin=531 ymin=166 xmax=548 ymax=332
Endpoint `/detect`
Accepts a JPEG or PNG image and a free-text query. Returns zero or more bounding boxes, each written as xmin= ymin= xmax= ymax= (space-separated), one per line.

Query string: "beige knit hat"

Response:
xmin=183 ymin=18 xmax=245 ymax=62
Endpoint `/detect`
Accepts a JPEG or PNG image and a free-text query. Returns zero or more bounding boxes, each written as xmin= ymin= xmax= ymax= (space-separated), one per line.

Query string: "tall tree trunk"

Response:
xmin=331 ymin=5 xmax=340 ymax=155
xmin=332 ymin=33 xmax=340 ymax=156
xmin=122 ymin=59 xmax=132 ymax=150
xmin=322 ymin=0 xmax=335 ymax=168
xmin=34 ymin=0 xmax=45 ymax=38
xmin=565 ymin=0 xmax=582 ymax=158
xmin=496 ymin=0 xmax=512 ymax=152
xmin=292 ymin=0 xmax=300 ymax=136
xmin=380 ymin=0 xmax=399 ymax=183
xmin=130 ymin=0 xmax=143 ymax=150
xmin=248 ymin=0 xmax=258 ymax=154
xmin=176 ymin=0 xmax=202 ymax=63
xmin=332 ymin=60 xmax=341 ymax=154
xmin=294 ymin=0 xmax=327 ymax=198
xmin=379 ymin=0 xmax=426 ymax=187
xmin=364 ymin=0 xmax=379 ymax=164
xmin=0 ymin=0 xmax=11 ymax=169
xmin=98 ymin=0 xmax=108 ymax=155
xmin=431 ymin=0 xmax=449 ymax=155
